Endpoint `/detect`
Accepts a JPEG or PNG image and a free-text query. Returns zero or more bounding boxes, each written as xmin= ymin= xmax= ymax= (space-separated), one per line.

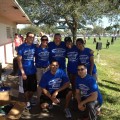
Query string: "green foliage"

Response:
xmin=19 ymin=25 xmax=41 ymax=35
xmin=17 ymin=0 xmax=120 ymax=43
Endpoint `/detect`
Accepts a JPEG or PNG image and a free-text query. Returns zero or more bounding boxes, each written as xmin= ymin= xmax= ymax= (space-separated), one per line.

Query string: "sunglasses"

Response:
xmin=77 ymin=68 xmax=85 ymax=71
xmin=41 ymin=39 xmax=48 ymax=41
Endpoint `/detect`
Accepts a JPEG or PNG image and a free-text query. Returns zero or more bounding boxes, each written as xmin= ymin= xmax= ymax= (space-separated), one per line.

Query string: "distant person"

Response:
xmin=33 ymin=34 xmax=39 ymax=45
xmin=93 ymin=37 xmax=96 ymax=44
xmin=48 ymin=33 xmax=66 ymax=70
xmin=76 ymin=38 xmax=97 ymax=80
xmin=39 ymin=60 xmax=72 ymax=118
xmin=111 ymin=36 xmax=114 ymax=44
xmin=40 ymin=32 xmax=51 ymax=42
xmin=17 ymin=32 xmax=37 ymax=110
xmin=75 ymin=64 xmax=103 ymax=120
xmin=14 ymin=33 xmax=23 ymax=53
xmin=106 ymin=40 xmax=110 ymax=49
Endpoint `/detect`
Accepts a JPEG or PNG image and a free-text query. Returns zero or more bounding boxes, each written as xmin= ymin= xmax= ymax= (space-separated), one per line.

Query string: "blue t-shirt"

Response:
xmin=78 ymin=48 xmax=97 ymax=74
xmin=66 ymin=45 xmax=79 ymax=74
xmin=48 ymin=42 xmax=66 ymax=70
xmin=18 ymin=43 xmax=36 ymax=75
xmin=35 ymin=46 xmax=50 ymax=68
xmin=75 ymin=74 xmax=103 ymax=106
xmin=39 ymin=68 xmax=69 ymax=94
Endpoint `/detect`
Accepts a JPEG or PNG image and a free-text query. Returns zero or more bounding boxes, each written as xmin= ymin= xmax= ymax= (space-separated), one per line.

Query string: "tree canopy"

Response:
xmin=17 ymin=0 xmax=120 ymax=43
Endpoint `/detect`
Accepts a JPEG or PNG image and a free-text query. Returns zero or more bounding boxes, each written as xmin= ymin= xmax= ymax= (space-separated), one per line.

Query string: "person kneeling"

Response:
xmin=39 ymin=60 xmax=72 ymax=118
xmin=75 ymin=64 xmax=103 ymax=120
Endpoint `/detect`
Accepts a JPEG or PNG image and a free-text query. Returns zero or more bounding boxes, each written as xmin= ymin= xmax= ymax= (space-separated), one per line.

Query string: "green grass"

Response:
xmin=85 ymin=37 xmax=120 ymax=120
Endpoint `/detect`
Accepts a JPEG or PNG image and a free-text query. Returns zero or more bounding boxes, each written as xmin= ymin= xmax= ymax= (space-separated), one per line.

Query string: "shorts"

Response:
xmin=67 ymin=72 xmax=77 ymax=91
xmin=23 ymin=74 xmax=37 ymax=92
xmin=40 ymin=88 xmax=72 ymax=104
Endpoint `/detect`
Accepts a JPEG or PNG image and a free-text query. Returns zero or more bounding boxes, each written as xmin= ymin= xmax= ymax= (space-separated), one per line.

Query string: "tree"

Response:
xmin=17 ymin=0 xmax=120 ymax=43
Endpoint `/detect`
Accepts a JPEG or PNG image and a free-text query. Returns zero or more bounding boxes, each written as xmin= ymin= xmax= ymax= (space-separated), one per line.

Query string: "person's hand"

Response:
xmin=51 ymin=97 xmax=60 ymax=104
xmin=22 ymin=73 xmax=27 ymax=80
xmin=52 ymin=90 xmax=59 ymax=98
xmin=78 ymin=102 xmax=86 ymax=111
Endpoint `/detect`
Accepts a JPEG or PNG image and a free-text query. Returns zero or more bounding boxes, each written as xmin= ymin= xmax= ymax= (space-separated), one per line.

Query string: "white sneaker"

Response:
xmin=64 ymin=108 xmax=72 ymax=118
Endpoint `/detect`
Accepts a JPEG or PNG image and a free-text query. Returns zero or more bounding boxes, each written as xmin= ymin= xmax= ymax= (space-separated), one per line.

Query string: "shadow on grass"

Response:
xmin=102 ymin=79 xmax=120 ymax=86
xmin=98 ymin=82 xmax=120 ymax=92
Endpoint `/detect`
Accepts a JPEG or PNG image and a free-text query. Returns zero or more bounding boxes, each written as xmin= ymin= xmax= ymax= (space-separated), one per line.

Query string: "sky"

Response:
xmin=17 ymin=17 xmax=111 ymax=29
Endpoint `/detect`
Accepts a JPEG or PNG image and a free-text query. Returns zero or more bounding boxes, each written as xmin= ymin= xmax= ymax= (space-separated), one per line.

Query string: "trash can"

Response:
xmin=0 ymin=87 xmax=11 ymax=102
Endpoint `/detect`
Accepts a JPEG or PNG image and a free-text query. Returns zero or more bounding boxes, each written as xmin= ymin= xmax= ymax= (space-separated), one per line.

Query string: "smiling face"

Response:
xmin=77 ymin=65 xmax=87 ymax=78
xmin=50 ymin=61 xmax=59 ymax=74
xmin=66 ymin=41 xmax=73 ymax=49
xmin=41 ymin=36 xmax=48 ymax=47
xmin=54 ymin=34 xmax=61 ymax=46
xmin=26 ymin=33 xmax=34 ymax=45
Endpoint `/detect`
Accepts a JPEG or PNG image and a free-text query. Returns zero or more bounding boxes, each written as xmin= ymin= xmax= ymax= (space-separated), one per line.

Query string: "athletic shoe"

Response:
xmin=25 ymin=102 xmax=31 ymax=110
xmin=48 ymin=104 xmax=53 ymax=110
xmin=64 ymin=108 xmax=72 ymax=118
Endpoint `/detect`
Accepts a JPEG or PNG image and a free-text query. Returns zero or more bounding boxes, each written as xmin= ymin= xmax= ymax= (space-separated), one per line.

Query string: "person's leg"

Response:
xmin=85 ymin=101 xmax=98 ymax=120
xmin=58 ymin=88 xmax=72 ymax=118
xmin=28 ymin=74 xmax=37 ymax=106
xmin=68 ymin=72 xmax=77 ymax=98
xmin=36 ymin=68 xmax=43 ymax=101
xmin=40 ymin=95 xmax=52 ymax=109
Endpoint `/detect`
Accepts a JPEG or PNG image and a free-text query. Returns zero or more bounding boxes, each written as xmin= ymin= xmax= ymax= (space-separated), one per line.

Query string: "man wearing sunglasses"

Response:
xmin=75 ymin=64 xmax=103 ymax=120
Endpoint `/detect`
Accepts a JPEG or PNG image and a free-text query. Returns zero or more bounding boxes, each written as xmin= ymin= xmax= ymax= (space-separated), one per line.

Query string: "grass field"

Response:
xmin=84 ymin=36 xmax=120 ymax=120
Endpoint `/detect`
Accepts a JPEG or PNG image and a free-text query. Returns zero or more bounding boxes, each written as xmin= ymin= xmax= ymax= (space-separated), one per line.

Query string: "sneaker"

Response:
xmin=30 ymin=101 xmax=37 ymax=106
xmin=64 ymin=108 xmax=72 ymax=118
xmin=25 ymin=102 xmax=31 ymax=110
xmin=48 ymin=104 xmax=53 ymax=110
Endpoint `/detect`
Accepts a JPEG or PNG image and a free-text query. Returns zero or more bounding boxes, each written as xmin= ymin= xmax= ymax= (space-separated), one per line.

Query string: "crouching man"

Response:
xmin=75 ymin=64 xmax=103 ymax=120
xmin=38 ymin=60 xmax=72 ymax=118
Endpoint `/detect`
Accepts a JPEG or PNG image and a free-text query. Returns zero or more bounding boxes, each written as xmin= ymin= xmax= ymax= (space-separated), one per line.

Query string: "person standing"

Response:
xmin=75 ymin=64 xmax=103 ymax=120
xmin=48 ymin=33 xmax=66 ymax=70
xmin=14 ymin=33 xmax=23 ymax=53
xmin=65 ymin=37 xmax=79 ymax=95
xmin=76 ymin=38 xmax=97 ymax=80
xmin=17 ymin=32 xmax=37 ymax=109
xmin=35 ymin=35 xmax=50 ymax=100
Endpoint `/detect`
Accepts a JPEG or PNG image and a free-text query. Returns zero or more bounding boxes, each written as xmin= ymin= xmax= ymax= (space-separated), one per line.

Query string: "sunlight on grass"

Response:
xmin=85 ymin=37 xmax=120 ymax=120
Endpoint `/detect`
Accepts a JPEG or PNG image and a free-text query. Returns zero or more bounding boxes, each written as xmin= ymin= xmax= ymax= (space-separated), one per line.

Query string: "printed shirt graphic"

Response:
xmin=78 ymin=48 xmax=93 ymax=66
xmin=18 ymin=43 xmax=36 ymax=75
xmin=78 ymin=48 xmax=97 ymax=74
xmin=66 ymin=45 xmax=79 ymax=74
xmin=48 ymin=42 xmax=66 ymax=69
xmin=39 ymin=68 xmax=69 ymax=94
xmin=75 ymin=74 xmax=103 ymax=105
xmin=35 ymin=46 xmax=50 ymax=67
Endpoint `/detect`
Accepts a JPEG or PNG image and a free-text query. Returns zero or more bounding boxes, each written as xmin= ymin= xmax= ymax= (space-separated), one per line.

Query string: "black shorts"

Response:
xmin=40 ymin=88 xmax=72 ymax=104
xmin=23 ymin=74 xmax=37 ymax=92
xmin=67 ymin=72 xmax=77 ymax=91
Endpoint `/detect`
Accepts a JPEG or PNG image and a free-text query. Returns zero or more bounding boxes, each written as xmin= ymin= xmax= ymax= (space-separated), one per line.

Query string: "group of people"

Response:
xmin=17 ymin=32 xmax=103 ymax=120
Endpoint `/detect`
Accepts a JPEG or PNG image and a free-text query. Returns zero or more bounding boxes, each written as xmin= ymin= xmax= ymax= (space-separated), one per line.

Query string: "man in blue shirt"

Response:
xmin=48 ymin=33 xmax=66 ymax=70
xmin=75 ymin=64 xmax=103 ymax=120
xmin=17 ymin=32 xmax=37 ymax=110
xmin=39 ymin=60 xmax=72 ymax=118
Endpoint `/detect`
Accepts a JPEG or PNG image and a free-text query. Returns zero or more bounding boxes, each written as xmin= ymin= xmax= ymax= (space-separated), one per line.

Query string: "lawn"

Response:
xmin=85 ymin=36 xmax=120 ymax=120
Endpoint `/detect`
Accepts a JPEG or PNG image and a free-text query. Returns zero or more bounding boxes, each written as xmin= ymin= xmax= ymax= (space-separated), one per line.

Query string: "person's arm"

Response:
xmin=80 ymin=92 xmax=98 ymax=105
xmin=17 ymin=55 xmax=27 ymax=80
xmin=76 ymin=89 xmax=81 ymax=104
xmin=52 ymin=82 xmax=70 ymax=98
xmin=42 ymin=88 xmax=52 ymax=99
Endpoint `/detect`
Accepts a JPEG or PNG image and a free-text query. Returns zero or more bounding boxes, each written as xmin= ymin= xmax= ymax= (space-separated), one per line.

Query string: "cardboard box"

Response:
xmin=0 ymin=101 xmax=26 ymax=120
